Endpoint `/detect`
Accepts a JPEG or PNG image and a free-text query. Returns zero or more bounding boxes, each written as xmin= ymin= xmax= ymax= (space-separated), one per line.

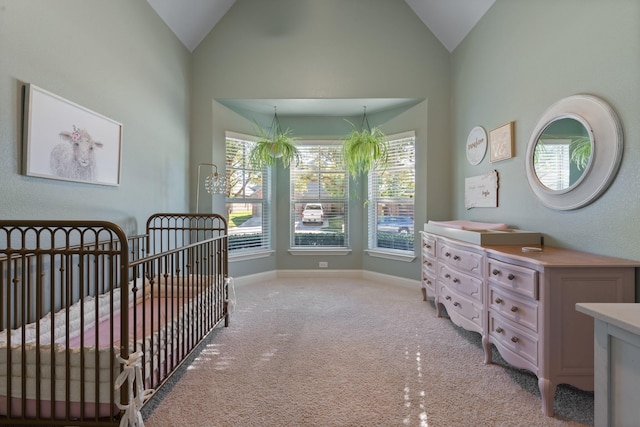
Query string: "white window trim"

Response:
xmin=365 ymin=249 xmax=416 ymax=262
xmin=229 ymin=249 xmax=275 ymax=262
xmin=367 ymin=130 xmax=416 ymax=256
xmin=288 ymin=248 xmax=352 ymax=256
xmin=225 ymin=131 xmax=272 ymax=254
xmin=290 ymin=139 xmax=349 ymax=250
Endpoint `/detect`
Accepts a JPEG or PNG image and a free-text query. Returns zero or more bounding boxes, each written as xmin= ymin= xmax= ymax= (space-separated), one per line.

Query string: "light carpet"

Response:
xmin=142 ymin=277 xmax=593 ymax=427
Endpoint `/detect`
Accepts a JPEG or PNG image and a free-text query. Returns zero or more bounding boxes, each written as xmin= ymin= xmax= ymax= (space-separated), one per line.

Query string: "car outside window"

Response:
xmin=377 ymin=216 xmax=414 ymax=234
xmin=290 ymin=143 xmax=348 ymax=248
xmin=301 ymin=203 xmax=324 ymax=224
xmin=368 ymin=132 xmax=415 ymax=253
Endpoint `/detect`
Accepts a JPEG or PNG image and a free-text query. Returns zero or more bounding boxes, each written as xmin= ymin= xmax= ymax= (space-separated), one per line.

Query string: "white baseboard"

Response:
xmin=277 ymin=269 xmax=362 ymax=279
xmin=361 ymin=270 xmax=420 ymax=291
xmin=228 ymin=269 xmax=420 ymax=291
xmin=229 ymin=270 xmax=277 ymax=287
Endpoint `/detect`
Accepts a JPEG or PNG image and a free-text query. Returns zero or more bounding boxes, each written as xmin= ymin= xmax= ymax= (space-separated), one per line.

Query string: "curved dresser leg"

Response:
xmin=482 ymin=335 xmax=492 ymax=364
xmin=421 ymin=287 xmax=427 ymax=301
xmin=538 ymin=377 xmax=556 ymax=416
xmin=434 ymin=297 xmax=442 ymax=317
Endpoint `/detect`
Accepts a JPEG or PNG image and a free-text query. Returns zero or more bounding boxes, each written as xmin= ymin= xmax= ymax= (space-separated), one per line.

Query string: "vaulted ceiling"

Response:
xmin=145 ymin=0 xmax=495 ymax=116
xmin=146 ymin=0 xmax=495 ymax=53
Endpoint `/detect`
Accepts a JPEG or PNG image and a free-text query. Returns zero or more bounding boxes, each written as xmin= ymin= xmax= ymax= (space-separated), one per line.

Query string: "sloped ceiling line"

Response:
xmin=147 ymin=0 xmax=495 ymax=53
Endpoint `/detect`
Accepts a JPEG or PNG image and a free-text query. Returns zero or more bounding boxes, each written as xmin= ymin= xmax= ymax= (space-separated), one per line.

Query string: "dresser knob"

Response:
xmin=510 ymin=306 xmax=518 ymax=312
xmin=453 ymin=302 xmax=461 ymax=307
xmin=445 ymin=273 xmax=451 ymax=279
xmin=495 ymin=298 xmax=503 ymax=304
xmin=424 ymin=244 xmax=431 ymax=249
xmin=496 ymin=327 xmax=504 ymax=333
xmin=453 ymin=255 xmax=461 ymax=261
xmin=426 ymin=280 xmax=432 ymax=285
xmin=492 ymin=269 xmax=500 ymax=276
xmin=445 ymin=252 xmax=451 ymax=257
xmin=511 ymin=336 xmax=519 ymax=343
xmin=453 ymin=278 xmax=460 ymax=283
xmin=445 ymin=296 xmax=451 ymax=301
xmin=508 ymin=273 xmax=516 ymax=280
xmin=427 ymin=262 xmax=432 ymax=267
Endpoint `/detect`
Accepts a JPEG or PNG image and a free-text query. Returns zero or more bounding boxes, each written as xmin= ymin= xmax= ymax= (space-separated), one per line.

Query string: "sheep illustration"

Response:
xmin=50 ymin=126 xmax=103 ymax=181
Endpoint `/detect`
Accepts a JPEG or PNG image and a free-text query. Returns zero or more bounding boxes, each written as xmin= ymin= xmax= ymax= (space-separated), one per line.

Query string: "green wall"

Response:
xmin=0 ymin=0 xmax=191 ymax=235
xmin=191 ymin=0 xmax=452 ymax=279
xmin=6 ymin=1 xmax=635 ymax=283
xmin=451 ymin=0 xmax=640 ymax=261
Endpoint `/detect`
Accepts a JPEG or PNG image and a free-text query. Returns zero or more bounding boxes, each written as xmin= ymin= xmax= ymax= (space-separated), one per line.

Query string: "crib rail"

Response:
xmin=0 ymin=214 xmax=228 ymax=426
xmin=131 ymin=213 xmax=229 ymax=392
xmin=0 ymin=221 xmax=129 ymax=425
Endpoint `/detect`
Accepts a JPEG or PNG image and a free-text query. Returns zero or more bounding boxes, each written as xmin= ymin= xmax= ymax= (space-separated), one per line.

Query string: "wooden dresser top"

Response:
xmin=484 ymin=245 xmax=640 ymax=268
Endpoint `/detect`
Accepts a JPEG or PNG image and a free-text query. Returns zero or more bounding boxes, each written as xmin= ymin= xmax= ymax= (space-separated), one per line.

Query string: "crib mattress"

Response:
xmin=0 ymin=280 xmax=213 ymax=417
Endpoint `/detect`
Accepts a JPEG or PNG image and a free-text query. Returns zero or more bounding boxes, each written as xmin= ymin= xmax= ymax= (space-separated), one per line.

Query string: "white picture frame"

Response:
xmin=489 ymin=121 xmax=514 ymax=163
xmin=22 ymin=84 xmax=122 ymax=186
xmin=466 ymin=126 xmax=487 ymax=165
xmin=465 ymin=170 xmax=499 ymax=209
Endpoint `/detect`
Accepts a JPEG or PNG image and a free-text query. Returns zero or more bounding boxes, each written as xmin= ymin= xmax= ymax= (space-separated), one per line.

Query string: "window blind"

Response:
xmin=534 ymin=139 xmax=570 ymax=190
xmin=368 ymin=131 xmax=415 ymax=252
xmin=290 ymin=142 xmax=348 ymax=248
xmin=225 ymin=132 xmax=271 ymax=252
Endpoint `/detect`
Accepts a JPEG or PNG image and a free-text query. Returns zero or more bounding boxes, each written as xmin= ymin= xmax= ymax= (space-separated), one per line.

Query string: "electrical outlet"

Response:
xmin=319 ymin=261 xmax=328 ymax=268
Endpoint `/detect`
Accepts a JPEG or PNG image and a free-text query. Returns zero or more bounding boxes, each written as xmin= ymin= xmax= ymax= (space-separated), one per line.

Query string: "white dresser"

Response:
xmin=420 ymin=225 xmax=638 ymax=417
xmin=434 ymin=236 xmax=485 ymax=335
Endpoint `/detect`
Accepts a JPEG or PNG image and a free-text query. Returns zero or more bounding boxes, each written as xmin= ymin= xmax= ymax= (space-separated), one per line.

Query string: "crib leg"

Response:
xmin=224 ymin=300 xmax=230 ymax=327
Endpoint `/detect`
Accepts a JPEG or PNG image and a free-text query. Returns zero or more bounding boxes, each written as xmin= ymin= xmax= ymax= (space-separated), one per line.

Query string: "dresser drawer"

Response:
xmin=438 ymin=242 xmax=483 ymax=276
xmin=421 ymin=234 xmax=436 ymax=258
xmin=438 ymin=264 xmax=482 ymax=303
xmin=489 ymin=311 xmax=538 ymax=367
xmin=438 ymin=282 xmax=482 ymax=330
xmin=488 ymin=285 xmax=538 ymax=333
xmin=422 ymin=256 xmax=436 ymax=276
xmin=422 ymin=271 xmax=436 ymax=297
xmin=488 ymin=258 xmax=538 ymax=300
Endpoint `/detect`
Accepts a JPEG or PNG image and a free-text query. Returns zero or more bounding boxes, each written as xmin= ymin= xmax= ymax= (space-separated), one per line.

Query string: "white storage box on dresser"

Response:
xmin=420 ymin=221 xmax=638 ymax=417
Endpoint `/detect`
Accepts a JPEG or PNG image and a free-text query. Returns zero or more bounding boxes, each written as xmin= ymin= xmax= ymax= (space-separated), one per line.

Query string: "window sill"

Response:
xmin=288 ymin=248 xmax=352 ymax=256
xmin=229 ymin=249 xmax=274 ymax=262
xmin=365 ymin=249 xmax=415 ymax=262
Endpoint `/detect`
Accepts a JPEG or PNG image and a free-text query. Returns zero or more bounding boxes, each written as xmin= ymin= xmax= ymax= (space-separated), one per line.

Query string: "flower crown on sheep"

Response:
xmin=71 ymin=125 xmax=82 ymax=142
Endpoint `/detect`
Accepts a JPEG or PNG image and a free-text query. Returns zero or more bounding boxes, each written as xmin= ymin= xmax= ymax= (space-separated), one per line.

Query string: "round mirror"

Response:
xmin=525 ymin=95 xmax=622 ymax=210
xmin=532 ymin=115 xmax=593 ymax=193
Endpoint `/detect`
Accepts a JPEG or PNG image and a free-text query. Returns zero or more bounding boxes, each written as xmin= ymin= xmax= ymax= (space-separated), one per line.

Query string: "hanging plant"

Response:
xmin=342 ymin=107 xmax=388 ymax=179
xmin=569 ymin=135 xmax=591 ymax=171
xmin=536 ymin=133 xmax=592 ymax=172
xmin=249 ymin=107 xmax=300 ymax=169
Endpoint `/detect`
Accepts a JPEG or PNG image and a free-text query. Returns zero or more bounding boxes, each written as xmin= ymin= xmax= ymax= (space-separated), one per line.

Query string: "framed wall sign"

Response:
xmin=22 ymin=84 xmax=122 ymax=186
xmin=466 ymin=126 xmax=487 ymax=165
xmin=465 ymin=170 xmax=499 ymax=209
xmin=489 ymin=121 xmax=514 ymax=162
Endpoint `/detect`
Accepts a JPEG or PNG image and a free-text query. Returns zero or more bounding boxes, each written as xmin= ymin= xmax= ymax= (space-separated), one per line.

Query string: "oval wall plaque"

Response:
xmin=466 ymin=126 xmax=487 ymax=165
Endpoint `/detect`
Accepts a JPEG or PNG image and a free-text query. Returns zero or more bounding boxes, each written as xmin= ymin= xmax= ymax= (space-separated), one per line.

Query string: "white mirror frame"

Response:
xmin=525 ymin=94 xmax=623 ymax=210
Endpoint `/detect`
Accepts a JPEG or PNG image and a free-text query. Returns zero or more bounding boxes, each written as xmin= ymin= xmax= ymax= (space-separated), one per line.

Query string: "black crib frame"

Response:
xmin=0 ymin=213 xmax=229 ymax=426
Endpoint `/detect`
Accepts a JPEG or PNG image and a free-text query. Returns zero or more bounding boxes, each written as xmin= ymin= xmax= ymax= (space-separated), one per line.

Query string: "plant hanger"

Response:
xmin=360 ymin=106 xmax=372 ymax=133
xmin=249 ymin=106 xmax=300 ymax=169
xmin=342 ymin=106 xmax=388 ymax=179
xmin=268 ymin=106 xmax=283 ymax=139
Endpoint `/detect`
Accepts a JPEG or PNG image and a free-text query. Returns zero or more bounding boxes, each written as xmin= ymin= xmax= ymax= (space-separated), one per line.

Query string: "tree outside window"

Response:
xmin=290 ymin=143 xmax=348 ymax=248
xmin=368 ymin=132 xmax=415 ymax=253
xmin=225 ymin=133 xmax=271 ymax=253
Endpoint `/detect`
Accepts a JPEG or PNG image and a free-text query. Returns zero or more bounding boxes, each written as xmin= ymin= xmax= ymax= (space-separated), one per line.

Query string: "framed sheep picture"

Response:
xmin=22 ymin=84 xmax=122 ymax=186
